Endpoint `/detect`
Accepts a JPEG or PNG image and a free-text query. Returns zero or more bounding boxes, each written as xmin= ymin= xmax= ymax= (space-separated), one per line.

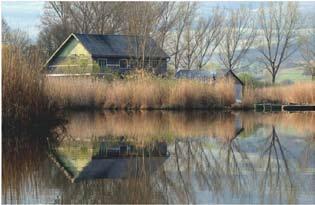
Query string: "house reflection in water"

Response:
xmin=49 ymin=137 xmax=169 ymax=183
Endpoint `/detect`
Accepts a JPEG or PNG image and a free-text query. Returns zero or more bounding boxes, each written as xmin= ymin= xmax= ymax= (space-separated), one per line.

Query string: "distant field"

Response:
xmin=277 ymin=67 xmax=312 ymax=83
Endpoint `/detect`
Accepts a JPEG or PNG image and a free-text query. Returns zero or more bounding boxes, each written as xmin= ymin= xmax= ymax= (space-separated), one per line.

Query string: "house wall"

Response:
xmin=94 ymin=57 xmax=167 ymax=75
xmin=47 ymin=37 xmax=94 ymax=74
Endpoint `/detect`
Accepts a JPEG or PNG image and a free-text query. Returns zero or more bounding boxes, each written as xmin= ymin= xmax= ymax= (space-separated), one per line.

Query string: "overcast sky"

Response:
xmin=2 ymin=1 xmax=315 ymax=41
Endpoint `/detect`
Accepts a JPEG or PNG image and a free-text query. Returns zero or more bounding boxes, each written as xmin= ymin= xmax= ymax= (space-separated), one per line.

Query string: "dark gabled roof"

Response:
xmin=74 ymin=33 xmax=169 ymax=59
xmin=175 ymin=69 xmax=244 ymax=85
xmin=75 ymin=157 xmax=168 ymax=182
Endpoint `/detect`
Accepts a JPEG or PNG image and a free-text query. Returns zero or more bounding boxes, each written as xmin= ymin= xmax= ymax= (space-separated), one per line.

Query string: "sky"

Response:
xmin=2 ymin=1 xmax=315 ymax=41
xmin=2 ymin=1 xmax=45 ymax=39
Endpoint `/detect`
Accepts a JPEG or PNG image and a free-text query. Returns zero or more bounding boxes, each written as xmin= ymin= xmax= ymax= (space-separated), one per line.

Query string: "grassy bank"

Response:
xmin=45 ymin=73 xmax=235 ymax=110
xmin=2 ymin=46 xmax=57 ymax=127
xmin=45 ymin=74 xmax=315 ymax=110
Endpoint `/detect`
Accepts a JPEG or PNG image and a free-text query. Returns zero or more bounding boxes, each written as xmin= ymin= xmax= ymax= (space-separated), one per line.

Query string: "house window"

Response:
xmin=98 ymin=59 xmax=107 ymax=72
xmin=150 ymin=60 xmax=160 ymax=68
xmin=119 ymin=59 xmax=128 ymax=69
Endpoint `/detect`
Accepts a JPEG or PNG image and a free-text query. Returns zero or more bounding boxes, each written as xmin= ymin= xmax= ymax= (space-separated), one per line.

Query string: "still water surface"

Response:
xmin=2 ymin=111 xmax=315 ymax=204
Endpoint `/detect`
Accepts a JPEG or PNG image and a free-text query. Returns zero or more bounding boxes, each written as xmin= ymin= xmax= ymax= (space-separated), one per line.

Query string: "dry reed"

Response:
xmin=45 ymin=73 xmax=235 ymax=110
xmin=2 ymin=46 xmax=56 ymax=126
xmin=243 ymin=82 xmax=315 ymax=105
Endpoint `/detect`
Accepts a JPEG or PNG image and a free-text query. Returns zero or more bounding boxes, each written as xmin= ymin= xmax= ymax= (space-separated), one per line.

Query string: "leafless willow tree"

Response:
xmin=168 ymin=2 xmax=197 ymax=72
xmin=257 ymin=2 xmax=299 ymax=83
xmin=218 ymin=8 xmax=256 ymax=71
xmin=121 ymin=2 xmax=170 ymax=68
xmin=196 ymin=9 xmax=225 ymax=70
xmin=299 ymin=14 xmax=315 ymax=80
xmin=154 ymin=2 xmax=179 ymax=50
xmin=180 ymin=9 xmax=198 ymax=70
xmin=181 ymin=8 xmax=225 ymax=70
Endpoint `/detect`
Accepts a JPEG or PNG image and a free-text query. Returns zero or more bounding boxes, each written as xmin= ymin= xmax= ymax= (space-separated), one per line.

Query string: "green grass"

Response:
xmin=277 ymin=68 xmax=312 ymax=83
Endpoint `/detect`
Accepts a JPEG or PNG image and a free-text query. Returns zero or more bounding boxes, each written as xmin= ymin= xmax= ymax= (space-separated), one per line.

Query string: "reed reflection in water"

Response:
xmin=2 ymin=111 xmax=315 ymax=204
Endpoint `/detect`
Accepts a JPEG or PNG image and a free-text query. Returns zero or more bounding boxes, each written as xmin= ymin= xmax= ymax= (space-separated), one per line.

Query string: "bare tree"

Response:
xmin=181 ymin=10 xmax=198 ymax=70
xmin=122 ymin=2 xmax=166 ymax=68
xmin=218 ymin=8 xmax=256 ymax=71
xmin=2 ymin=19 xmax=31 ymax=52
xmin=179 ymin=7 xmax=224 ymax=71
xmin=154 ymin=2 xmax=179 ymax=50
xmin=299 ymin=14 xmax=315 ymax=80
xmin=38 ymin=2 xmax=75 ymax=57
xmin=168 ymin=2 xmax=197 ymax=72
xmin=2 ymin=19 xmax=10 ymax=44
xmin=257 ymin=2 xmax=299 ymax=83
xmin=38 ymin=2 xmax=124 ymax=58
xmin=196 ymin=9 xmax=225 ymax=70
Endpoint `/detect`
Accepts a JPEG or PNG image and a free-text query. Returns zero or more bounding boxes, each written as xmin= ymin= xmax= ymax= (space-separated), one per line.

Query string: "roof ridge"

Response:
xmin=73 ymin=33 xmax=148 ymax=38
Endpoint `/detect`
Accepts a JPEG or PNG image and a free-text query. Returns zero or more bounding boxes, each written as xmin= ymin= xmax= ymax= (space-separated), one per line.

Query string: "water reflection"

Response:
xmin=2 ymin=111 xmax=315 ymax=204
xmin=49 ymin=137 xmax=169 ymax=182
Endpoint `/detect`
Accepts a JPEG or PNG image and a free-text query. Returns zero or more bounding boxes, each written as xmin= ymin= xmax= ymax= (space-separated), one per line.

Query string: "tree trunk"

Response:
xmin=272 ymin=74 xmax=276 ymax=84
xmin=312 ymin=73 xmax=315 ymax=81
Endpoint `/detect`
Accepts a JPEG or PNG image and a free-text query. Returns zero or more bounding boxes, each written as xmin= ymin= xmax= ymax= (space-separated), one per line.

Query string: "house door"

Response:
xmin=119 ymin=59 xmax=128 ymax=69
xmin=98 ymin=59 xmax=107 ymax=73
xmin=235 ymin=84 xmax=243 ymax=103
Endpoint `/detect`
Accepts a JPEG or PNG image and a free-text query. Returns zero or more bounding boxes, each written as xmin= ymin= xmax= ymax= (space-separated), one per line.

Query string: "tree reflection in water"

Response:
xmin=2 ymin=111 xmax=315 ymax=204
xmin=163 ymin=130 xmax=256 ymax=203
xmin=259 ymin=125 xmax=296 ymax=204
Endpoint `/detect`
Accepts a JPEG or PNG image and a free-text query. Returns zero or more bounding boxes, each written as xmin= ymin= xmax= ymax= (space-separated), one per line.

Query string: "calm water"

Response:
xmin=2 ymin=111 xmax=315 ymax=204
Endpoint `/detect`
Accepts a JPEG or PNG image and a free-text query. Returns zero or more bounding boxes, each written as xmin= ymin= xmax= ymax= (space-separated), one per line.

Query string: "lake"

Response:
xmin=2 ymin=111 xmax=315 ymax=204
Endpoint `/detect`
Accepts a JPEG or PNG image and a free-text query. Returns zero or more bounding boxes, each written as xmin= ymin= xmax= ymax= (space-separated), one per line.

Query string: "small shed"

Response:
xmin=175 ymin=69 xmax=244 ymax=102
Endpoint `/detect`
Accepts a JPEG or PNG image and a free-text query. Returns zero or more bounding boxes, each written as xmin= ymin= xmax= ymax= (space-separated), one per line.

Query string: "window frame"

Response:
xmin=98 ymin=58 xmax=107 ymax=69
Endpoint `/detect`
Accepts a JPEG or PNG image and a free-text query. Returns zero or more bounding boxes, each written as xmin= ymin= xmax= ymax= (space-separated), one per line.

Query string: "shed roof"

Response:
xmin=175 ymin=69 xmax=244 ymax=85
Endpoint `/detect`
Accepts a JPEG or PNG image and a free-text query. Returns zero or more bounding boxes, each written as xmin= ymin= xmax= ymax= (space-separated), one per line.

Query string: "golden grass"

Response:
xmin=243 ymin=82 xmax=315 ymax=105
xmin=45 ymin=73 xmax=235 ymax=109
xmin=2 ymin=46 xmax=55 ymax=126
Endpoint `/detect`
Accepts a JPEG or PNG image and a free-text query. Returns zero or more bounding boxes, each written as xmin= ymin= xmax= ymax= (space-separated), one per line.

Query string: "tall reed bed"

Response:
xmin=243 ymin=82 xmax=315 ymax=105
xmin=45 ymin=74 xmax=235 ymax=110
xmin=2 ymin=46 xmax=56 ymax=126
